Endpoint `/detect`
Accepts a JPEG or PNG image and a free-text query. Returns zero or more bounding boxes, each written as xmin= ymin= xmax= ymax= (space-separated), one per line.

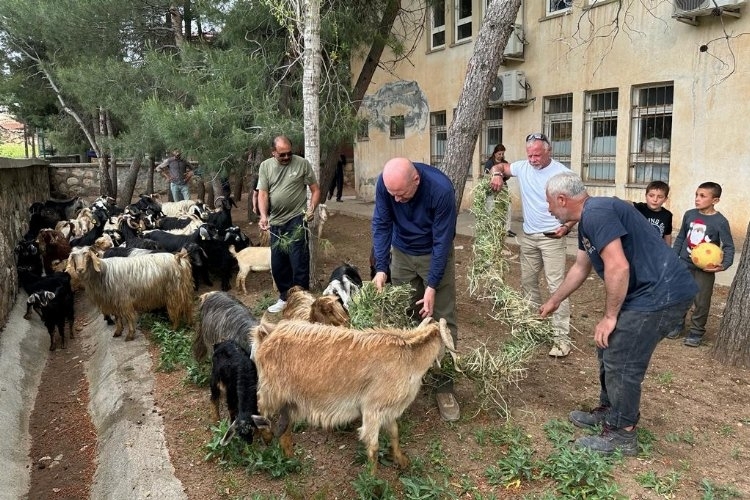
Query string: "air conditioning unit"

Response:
xmin=503 ymin=24 xmax=524 ymax=57
xmin=488 ymin=70 xmax=527 ymax=104
xmin=673 ymin=0 xmax=746 ymax=17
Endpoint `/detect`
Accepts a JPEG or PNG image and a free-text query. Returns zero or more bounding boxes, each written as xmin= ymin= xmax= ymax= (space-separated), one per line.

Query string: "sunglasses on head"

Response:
xmin=526 ymin=133 xmax=550 ymax=143
xmin=276 ymin=152 xmax=292 ymax=158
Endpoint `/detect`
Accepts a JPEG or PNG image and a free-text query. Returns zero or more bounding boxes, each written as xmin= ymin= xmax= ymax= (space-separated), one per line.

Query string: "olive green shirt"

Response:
xmin=257 ymin=155 xmax=317 ymax=226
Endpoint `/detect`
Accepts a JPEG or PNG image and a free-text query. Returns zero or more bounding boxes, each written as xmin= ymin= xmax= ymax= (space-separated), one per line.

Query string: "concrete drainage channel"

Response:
xmin=0 ymin=293 xmax=187 ymax=499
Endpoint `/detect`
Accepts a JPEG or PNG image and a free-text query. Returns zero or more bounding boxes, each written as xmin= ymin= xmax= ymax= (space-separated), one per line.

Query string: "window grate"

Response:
xmin=430 ymin=111 xmax=447 ymax=167
xmin=543 ymin=94 xmax=573 ymax=168
xmin=583 ymin=90 xmax=618 ymax=182
xmin=629 ymin=84 xmax=673 ymax=184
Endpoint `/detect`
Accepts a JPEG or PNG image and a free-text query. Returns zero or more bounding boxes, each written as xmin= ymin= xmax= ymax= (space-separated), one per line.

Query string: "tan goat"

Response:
xmin=251 ymin=317 xmax=455 ymax=474
xmin=281 ymin=286 xmax=349 ymax=326
xmin=228 ymin=245 xmax=273 ymax=294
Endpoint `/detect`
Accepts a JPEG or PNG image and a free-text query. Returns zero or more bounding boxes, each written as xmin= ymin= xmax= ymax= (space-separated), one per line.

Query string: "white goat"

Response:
xmin=67 ymin=248 xmax=194 ymax=340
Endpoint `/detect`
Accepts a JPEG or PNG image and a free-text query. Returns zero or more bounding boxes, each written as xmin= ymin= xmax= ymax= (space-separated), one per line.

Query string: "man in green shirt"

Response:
xmin=257 ymin=136 xmax=321 ymax=313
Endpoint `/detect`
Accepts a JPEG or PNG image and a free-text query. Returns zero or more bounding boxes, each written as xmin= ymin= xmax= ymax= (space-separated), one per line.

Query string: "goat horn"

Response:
xmin=439 ymin=318 xmax=462 ymax=372
xmin=220 ymin=419 xmax=238 ymax=446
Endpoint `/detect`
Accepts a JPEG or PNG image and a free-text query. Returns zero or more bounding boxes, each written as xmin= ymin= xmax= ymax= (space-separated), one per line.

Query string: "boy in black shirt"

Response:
xmin=634 ymin=180 xmax=673 ymax=246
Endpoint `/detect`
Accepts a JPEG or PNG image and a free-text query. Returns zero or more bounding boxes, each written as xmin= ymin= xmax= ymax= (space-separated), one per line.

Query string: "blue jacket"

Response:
xmin=372 ymin=163 xmax=456 ymax=288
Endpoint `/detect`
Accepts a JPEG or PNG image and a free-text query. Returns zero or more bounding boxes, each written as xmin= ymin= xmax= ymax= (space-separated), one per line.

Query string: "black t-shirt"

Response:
xmin=633 ymin=202 xmax=672 ymax=239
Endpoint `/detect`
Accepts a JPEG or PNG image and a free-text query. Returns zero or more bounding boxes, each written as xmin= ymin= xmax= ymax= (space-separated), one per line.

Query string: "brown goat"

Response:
xmin=282 ymin=286 xmax=348 ymax=327
xmin=36 ymin=228 xmax=72 ymax=275
xmin=251 ymin=317 xmax=455 ymax=473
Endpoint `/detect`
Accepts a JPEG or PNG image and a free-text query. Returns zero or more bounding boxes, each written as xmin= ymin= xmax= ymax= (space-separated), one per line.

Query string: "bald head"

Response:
xmin=383 ymin=158 xmax=420 ymax=203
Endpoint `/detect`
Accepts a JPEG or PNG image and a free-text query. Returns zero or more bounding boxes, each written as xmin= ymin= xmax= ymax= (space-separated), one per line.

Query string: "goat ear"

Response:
xmin=251 ymin=415 xmax=272 ymax=430
xmin=27 ymin=294 xmax=38 ymax=305
xmin=90 ymin=251 xmax=102 ymax=272
xmin=220 ymin=419 xmax=238 ymax=446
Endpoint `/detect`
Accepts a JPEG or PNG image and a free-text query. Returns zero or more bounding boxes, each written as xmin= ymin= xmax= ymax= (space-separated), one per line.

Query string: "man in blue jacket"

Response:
xmin=371 ymin=158 xmax=459 ymax=421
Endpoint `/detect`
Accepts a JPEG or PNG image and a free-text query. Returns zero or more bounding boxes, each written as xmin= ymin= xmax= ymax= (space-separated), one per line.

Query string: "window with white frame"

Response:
xmin=629 ymin=84 xmax=673 ymax=183
xmin=543 ymin=94 xmax=573 ymax=168
xmin=547 ymin=0 xmax=572 ymax=15
xmin=455 ymin=0 xmax=472 ymax=43
xmin=481 ymin=107 xmax=503 ymax=170
xmin=583 ymin=90 xmax=618 ymax=182
xmin=430 ymin=111 xmax=447 ymax=167
xmin=430 ymin=0 xmax=446 ymax=50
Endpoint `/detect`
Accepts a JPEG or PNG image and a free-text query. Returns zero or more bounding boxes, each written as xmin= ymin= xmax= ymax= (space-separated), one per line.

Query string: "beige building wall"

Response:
xmin=353 ymin=0 xmax=749 ymax=285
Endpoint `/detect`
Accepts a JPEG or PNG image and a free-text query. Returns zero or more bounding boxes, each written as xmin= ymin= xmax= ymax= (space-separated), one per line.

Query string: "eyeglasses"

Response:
xmin=526 ymin=133 xmax=550 ymax=144
xmin=276 ymin=152 xmax=292 ymax=158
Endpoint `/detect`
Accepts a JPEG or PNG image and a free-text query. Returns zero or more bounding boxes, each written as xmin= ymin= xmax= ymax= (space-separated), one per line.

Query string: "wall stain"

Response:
xmin=362 ymin=81 xmax=429 ymax=133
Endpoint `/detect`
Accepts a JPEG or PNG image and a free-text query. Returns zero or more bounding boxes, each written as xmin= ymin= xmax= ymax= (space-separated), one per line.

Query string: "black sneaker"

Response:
xmin=575 ymin=425 xmax=638 ymax=456
xmin=666 ymin=328 xmax=682 ymax=339
xmin=507 ymin=230 xmax=517 ymax=237
xmin=569 ymin=405 xmax=609 ymax=429
xmin=684 ymin=335 xmax=702 ymax=347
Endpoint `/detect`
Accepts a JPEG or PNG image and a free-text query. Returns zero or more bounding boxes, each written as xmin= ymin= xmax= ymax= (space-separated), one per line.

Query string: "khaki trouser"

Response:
xmin=519 ymin=232 xmax=570 ymax=342
xmin=389 ymin=247 xmax=458 ymax=345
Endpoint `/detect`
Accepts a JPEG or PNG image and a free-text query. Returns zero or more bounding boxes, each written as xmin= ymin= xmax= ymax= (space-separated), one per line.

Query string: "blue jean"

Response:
xmin=170 ymin=182 xmax=191 ymax=201
xmin=598 ymin=298 xmax=693 ymax=429
xmin=270 ymin=215 xmax=309 ymax=301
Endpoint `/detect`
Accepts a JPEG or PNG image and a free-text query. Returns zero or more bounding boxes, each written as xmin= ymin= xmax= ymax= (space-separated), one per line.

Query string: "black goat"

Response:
xmin=14 ymin=240 xmax=44 ymax=276
xmin=210 ymin=340 xmax=262 ymax=444
xmin=26 ymin=283 xmax=75 ymax=351
xmin=20 ymin=271 xmax=72 ymax=321
xmin=143 ymin=224 xmax=218 ymax=253
xmin=206 ymin=196 xmax=234 ymax=234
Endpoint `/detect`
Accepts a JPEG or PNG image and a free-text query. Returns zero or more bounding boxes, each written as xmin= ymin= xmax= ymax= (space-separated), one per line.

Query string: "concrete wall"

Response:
xmin=0 ymin=158 xmax=50 ymax=327
xmin=353 ymin=0 xmax=748 ymax=286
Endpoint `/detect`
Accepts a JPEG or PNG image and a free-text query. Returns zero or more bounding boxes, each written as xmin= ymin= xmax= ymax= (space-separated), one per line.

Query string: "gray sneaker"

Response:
xmin=575 ymin=425 xmax=638 ymax=456
xmin=569 ymin=405 xmax=609 ymax=429
xmin=684 ymin=335 xmax=702 ymax=347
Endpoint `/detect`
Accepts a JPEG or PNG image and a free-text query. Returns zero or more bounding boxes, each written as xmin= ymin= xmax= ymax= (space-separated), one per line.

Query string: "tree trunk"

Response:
xmin=441 ymin=0 xmax=521 ymax=210
xmin=712 ymin=220 xmax=750 ymax=367
xmin=97 ymin=156 xmax=114 ymax=198
xmin=299 ymin=0 xmax=322 ymax=289
xmin=106 ymin=111 xmax=117 ymax=199
xmin=120 ymin=153 xmax=143 ymax=205
xmin=146 ymin=156 xmax=155 ymax=196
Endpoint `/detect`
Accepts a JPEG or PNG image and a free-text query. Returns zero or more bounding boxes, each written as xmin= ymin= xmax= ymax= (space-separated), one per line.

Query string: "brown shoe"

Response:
xmin=436 ymin=392 xmax=460 ymax=422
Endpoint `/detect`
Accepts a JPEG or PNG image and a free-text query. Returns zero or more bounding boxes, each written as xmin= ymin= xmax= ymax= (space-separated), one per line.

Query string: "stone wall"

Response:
xmin=0 ymin=158 xmax=50 ymax=328
xmin=48 ymin=162 xmax=171 ymax=201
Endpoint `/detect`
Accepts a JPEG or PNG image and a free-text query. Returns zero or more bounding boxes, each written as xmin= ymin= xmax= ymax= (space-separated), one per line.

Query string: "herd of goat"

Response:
xmin=13 ymin=194 xmax=456 ymax=473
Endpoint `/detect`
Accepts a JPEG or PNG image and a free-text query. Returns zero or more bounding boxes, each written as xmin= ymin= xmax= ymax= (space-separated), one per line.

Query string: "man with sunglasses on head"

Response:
xmin=258 ymin=135 xmax=321 ymax=313
xmin=488 ymin=133 xmax=573 ymax=357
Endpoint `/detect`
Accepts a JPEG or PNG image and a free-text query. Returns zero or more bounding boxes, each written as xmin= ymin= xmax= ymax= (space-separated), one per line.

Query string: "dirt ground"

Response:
xmin=27 ymin=206 xmax=749 ymax=499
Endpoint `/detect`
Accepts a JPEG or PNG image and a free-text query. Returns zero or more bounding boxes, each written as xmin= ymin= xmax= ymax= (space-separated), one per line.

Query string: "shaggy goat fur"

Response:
xmin=192 ymin=291 xmax=260 ymax=363
xmin=68 ymin=248 xmax=193 ymax=340
xmin=252 ymin=317 xmax=454 ymax=473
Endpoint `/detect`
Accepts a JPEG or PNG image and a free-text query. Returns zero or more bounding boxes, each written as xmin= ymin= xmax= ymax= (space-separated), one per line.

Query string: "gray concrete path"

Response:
xmin=0 ymin=293 xmax=186 ymax=500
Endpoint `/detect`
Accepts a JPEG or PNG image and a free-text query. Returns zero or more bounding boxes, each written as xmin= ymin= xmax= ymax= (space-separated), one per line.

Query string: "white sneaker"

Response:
xmin=267 ymin=299 xmax=286 ymax=313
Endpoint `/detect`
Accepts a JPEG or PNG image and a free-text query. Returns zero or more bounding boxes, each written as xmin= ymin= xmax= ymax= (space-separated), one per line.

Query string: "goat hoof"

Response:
xmin=113 ymin=332 xmax=122 ymax=338
xmin=23 ymin=314 xmax=31 ymax=320
xmin=125 ymin=335 xmax=135 ymax=341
